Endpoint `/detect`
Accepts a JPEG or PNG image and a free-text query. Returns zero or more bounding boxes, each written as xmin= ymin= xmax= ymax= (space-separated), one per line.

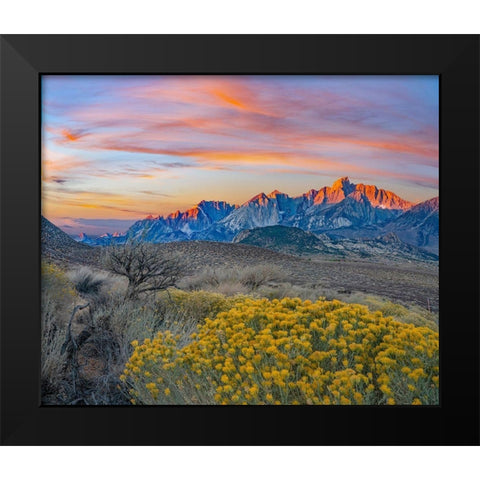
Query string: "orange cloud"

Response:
xmin=118 ymin=77 xmax=279 ymax=118
xmin=42 ymin=188 xmax=165 ymax=220
xmin=66 ymin=116 xmax=437 ymax=165
xmin=207 ymin=81 xmax=283 ymax=117
xmin=211 ymin=89 xmax=247 ymax=110
xmin=61 ymin=129 xmax=81 ymax=142
xmin=45 ymin=126 xmax=89 ymax=143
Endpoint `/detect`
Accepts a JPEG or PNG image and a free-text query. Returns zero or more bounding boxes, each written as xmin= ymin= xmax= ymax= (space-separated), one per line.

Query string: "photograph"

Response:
xmin=41 ymin=74 xmax=439 ymax=406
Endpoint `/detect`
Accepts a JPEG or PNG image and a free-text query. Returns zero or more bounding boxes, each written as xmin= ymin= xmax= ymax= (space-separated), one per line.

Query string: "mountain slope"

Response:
xmin=234 ymin=225 xmax=438 ymax=262
xmin=384 ymin=197 xmax=439 ymax=253
xmin=217 ymin=191 xmax=299 ymax=234
xmin=125 ymin=200 xmax=237 ymax=243
xmin=233 ymin=225 xmax=338 ymax=256
xmin=220 ymin=177 xmax=413 ymax=235
xmin=145 ymin=241 xmax=439 ymax=311
xmin=42 ymin=216 xmax=95 ymax=263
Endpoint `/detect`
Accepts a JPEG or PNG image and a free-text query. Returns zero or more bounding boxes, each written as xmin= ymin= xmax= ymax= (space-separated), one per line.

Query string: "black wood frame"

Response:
xmin=1 ymin=35 xmax=478 ymax=445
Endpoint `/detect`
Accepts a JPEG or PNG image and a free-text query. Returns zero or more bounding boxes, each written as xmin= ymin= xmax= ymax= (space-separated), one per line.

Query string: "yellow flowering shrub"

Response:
xmin=42 ymin=261 xmax=77 ymax=303
xmin=122 ymin=297 xmax=439 ymax=405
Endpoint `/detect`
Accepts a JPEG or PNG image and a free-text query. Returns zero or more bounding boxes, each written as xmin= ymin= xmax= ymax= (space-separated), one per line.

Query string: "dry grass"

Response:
xmin=41 ymin=263 xmax=77 ymax=400
xmin=67 ymin=267 xmax=110 ymax=302
xmin=179 ymin=264 xmax=286 ymax=295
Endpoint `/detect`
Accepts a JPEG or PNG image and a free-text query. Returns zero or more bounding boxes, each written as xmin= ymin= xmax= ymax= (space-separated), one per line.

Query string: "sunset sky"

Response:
xmin=42 ymin=75 xmax=439 ymax=236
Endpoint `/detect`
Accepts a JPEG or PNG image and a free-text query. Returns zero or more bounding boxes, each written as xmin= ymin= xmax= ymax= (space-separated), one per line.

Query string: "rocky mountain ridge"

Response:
xmin=77 ymin=177 xmax=429 ymax=244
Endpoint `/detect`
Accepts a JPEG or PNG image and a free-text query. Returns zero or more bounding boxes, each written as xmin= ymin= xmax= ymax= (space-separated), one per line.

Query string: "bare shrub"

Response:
xmin=67 ymin=267 xmax=110 ymax=306
xmin=179 ymin=264 xmax=285 ymax=294
xmin=215 ymin=281 xmax=249 ymax=296
xmin=178 ymin=267 xmax=236 ymax=291
xmin=238 ymin=264 xmax=286 ymax=291
xmin=182 ymin=268 xmax=221 ymax=289
xmin=104 ymin=242 xmax=185 ymax=300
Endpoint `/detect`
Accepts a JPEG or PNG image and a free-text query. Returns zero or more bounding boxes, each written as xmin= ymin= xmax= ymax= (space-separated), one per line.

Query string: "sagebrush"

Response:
xmin=122 ymin=297 xmax=439 ymax=405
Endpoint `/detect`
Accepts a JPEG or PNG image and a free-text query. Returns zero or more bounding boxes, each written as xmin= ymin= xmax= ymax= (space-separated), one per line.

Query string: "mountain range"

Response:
xmin=74 ymin=177 xmax=439 ymax=255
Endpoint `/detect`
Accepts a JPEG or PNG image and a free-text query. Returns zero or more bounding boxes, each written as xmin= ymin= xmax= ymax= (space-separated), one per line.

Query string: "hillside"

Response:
xmin=233 ymin=225 xmax=438 ymax=262
xmin=233 ymin=225 xmax=338 ymax=256
xmin=385 ymin=197 xmax=439 ymax=253
xmin=41 ymin=216 xmax=98 ymax=264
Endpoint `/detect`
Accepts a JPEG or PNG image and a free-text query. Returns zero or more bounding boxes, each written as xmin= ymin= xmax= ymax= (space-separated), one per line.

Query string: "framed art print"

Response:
xmin=40 ymin=74 xmax=441 ymax=407
xmin=1 ymin=35 xmax=479 ymax=445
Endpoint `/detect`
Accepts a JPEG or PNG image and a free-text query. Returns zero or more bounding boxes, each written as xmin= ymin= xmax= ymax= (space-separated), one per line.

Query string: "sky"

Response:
xmin=42 ymin=75 xmax=439 ymax=236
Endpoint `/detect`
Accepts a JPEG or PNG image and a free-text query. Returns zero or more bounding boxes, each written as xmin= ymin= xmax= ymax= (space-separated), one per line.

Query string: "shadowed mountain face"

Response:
xmin=384 ymin=197 xmax=439 ymax=253
xmin=77 ymin=177 xmax=434 ymax=250
xmin=128 ymin=200 xmax=237 ymax=242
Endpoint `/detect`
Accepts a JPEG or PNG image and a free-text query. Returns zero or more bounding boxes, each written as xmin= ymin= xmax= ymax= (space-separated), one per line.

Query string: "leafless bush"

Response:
xmin=178 ymin=267 xmax=236 ymax=291
xmin=104 ymin=242 xmax=185 ymax=300
xmin=179 ymin=264 xmax=285 ymax=293
xmin=238 ymin=264 xmax=286 ymax=290
xmin=215 ymin=281 xmax=249 ymax=296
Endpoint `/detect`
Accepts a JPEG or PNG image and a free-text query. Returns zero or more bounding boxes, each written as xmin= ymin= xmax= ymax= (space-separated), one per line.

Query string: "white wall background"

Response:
xmin=1 ymin=1 xmax=478 ymax=477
